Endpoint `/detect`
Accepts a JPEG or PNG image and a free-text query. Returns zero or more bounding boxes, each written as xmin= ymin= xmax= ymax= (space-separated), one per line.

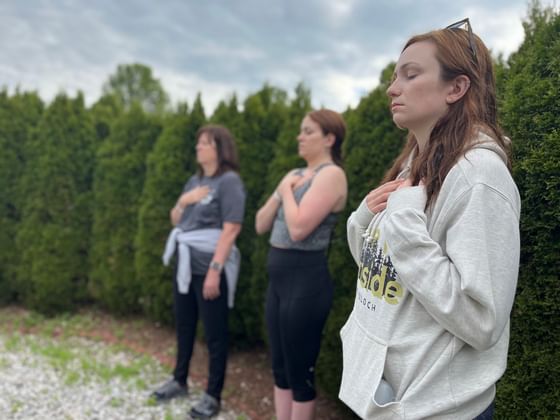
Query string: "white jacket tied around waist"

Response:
xmin=162 ymin=227 xmax=241 ymax=308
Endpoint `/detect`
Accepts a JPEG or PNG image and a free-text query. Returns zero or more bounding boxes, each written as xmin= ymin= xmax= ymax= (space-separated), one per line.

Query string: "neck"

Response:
xmin=201 ymin=161 xmax=218 ymax=177
xmin=306 ymin=154 xmax=333 ymax=171
xmin=412 ymin=125 xmax=434 ymax=154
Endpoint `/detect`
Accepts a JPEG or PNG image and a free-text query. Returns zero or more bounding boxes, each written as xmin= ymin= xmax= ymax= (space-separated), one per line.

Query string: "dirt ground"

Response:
xmin=0 ymin=306 xmax=353 ymax=420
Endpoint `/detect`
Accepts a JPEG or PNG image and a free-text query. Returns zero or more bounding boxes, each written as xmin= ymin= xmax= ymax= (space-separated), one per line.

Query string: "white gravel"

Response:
xmin=0 ymin=334 xmax=245 ymax=420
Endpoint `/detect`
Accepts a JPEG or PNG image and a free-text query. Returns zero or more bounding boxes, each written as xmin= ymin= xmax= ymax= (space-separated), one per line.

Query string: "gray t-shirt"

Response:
xmin=178 ymin=170 xmax=246 ymax=275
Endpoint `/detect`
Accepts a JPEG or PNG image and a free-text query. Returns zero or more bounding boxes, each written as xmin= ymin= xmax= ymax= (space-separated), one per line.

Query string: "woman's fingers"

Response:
xmin=365 ymin=180 xmax=405 ymax=212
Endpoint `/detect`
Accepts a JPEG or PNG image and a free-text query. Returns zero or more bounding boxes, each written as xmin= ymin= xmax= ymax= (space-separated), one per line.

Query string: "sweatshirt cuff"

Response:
xmin=387 ymin=186 xmax=426 ymax=214
xmin=353 ymin=197 xmax=376 ymax=227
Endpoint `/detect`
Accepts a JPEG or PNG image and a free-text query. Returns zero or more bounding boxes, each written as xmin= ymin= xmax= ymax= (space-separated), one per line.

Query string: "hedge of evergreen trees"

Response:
xmin=0 ymin=4 xmax=557 ymax=417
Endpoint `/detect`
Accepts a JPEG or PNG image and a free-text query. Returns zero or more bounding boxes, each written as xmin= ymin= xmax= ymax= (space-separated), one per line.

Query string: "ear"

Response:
xmin=325 ymin=133 xmax=336 ymax=148
xmin=446 ymin=75 xmax=470 ymax=104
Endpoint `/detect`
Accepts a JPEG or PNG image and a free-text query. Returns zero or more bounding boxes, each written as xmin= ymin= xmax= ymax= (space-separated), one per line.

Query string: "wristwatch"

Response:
xmin=209 ymin=261 xmax=223 ymax=272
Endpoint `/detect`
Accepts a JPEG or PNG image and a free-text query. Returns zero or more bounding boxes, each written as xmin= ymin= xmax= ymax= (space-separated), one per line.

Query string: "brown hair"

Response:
xmin=307 ymin=109 xmax=346 ymax=166
xmin=196 ymin=124 xmax=239 ymax=176
xmin=383 ymin=26 xmax=510 ymax=208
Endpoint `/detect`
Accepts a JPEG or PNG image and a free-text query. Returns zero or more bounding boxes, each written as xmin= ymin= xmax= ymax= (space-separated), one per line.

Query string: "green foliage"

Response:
xmin=102 ymin=63 xmax=169 ymax=114
xmin=135 ymin=96 xmax=205 ymax=323
xmin=0 ymin=91 xmax=43 ymax=304
xmin=16 ymin=93 xmax=95 ymax=314
xmin=89 ymin=104 xmax=162 ymax=314
xmin=231 ymin=85 xmax=289 ymax=345
xmin=497 ymin=3 xmax=560 ymax=416
xmin=317 ymin=64 xmax=405 ymax=397
xmin=90 ymin=94 xmax=123 ymax=144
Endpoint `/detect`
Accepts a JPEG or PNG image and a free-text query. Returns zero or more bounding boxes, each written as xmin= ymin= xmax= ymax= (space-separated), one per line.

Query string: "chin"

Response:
xmin=392 ymin=116 xmax=407 ymax=130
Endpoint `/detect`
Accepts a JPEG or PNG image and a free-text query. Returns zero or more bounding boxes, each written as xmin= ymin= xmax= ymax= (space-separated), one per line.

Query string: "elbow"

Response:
xmin=255 ymin=223 xmax=266 ymax=235
xmin=288 ymin=226 xmax=308 ymax=242
xmin=230 ymin=225 xmax=242 ymax=238
xmin=464 ymin=317 xmax=501 ymax=351
xmin=255 ymin=216 xmax=269 ymax=235
xmin=468 ymin=333 xmax=498 ymax=352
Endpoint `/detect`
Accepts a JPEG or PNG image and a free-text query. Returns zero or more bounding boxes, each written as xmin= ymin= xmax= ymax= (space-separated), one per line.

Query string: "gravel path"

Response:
xmin=0 ymin=333 xmax=245 ymax=420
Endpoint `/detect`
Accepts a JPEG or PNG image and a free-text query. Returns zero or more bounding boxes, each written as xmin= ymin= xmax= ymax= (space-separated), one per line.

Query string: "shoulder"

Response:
xmin=315 ymin=164 xmax=347 ymax=183
xmin=218 ymin=170 xmax=243 ymax=183
xmin=217 ymin=170 xmax=245 ymax=191
xmin=184 ymin=174 xmax=199 ymax=187
xmin=445 ymin=149 xmax=519 ymax=211
xmin=458 ymin=148 xmax=512 ymax=187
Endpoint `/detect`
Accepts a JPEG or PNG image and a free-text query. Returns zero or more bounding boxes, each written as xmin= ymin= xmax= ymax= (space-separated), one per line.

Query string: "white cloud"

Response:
xmin=0 ymin=0 xmax=557 ymax=113
xmin=314 ymin=71 xmax=377 ymax=111
xmin=467 ymin=6 xmax=527 ymax=56
xmin=158 ymin=68 xmax=246 ymax=113
xmin=324 ymin=0 xmax=359 ymax=27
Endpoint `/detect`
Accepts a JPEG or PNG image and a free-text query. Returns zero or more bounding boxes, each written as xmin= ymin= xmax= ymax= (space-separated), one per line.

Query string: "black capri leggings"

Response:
xmin=265 ymin=247 xmax=334 ymax=402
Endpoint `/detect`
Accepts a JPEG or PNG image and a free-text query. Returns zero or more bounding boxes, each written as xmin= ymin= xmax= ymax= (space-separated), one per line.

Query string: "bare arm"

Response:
xmin=203 ymin=222 xmax=243 ymax=300
xmin=278 ymin=166 xmax=347 ymax=242
xmin=255 ymin=193 xmax=281 ymax=234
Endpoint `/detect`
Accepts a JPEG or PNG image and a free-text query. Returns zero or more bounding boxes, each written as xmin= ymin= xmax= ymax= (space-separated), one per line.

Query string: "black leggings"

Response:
xmin=172 ymin=270 xmax=229 ymax=400
xmin=265 ymin=247 xmax=333 ymax=402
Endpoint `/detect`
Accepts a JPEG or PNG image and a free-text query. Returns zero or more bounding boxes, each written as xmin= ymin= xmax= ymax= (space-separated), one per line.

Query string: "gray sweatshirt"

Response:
xmin=340 ymin=133 xmax=520 ymax=419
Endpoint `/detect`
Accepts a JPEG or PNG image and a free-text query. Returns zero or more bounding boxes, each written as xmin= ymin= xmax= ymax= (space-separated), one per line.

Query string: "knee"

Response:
xmin=272 ymin=367 xmax=290 ymax=390
xmin=292 ymin=381 xmax=316 ymax=402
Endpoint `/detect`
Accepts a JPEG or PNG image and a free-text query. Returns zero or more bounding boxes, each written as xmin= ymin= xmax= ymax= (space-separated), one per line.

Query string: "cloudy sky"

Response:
xmin=1 ymin=0 xmax=556 ymax=113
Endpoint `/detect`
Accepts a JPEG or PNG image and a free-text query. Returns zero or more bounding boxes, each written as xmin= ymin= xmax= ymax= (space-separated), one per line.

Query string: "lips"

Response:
xmin=391 ymin=103 xmax=403 ymax=110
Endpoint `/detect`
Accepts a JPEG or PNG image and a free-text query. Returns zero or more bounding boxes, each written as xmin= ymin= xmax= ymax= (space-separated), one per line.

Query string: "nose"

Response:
xmin=386 ymin=79 xmax=400 ymax=98
xmin=297 ymin=133 xmax=304 ymax=142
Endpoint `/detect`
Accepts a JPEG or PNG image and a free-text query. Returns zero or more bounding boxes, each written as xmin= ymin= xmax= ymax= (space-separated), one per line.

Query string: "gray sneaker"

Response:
xmin=151 ymin=379 xmax=187 ymax=401
xmin=189 ymin=392 xmax=220 ymax=419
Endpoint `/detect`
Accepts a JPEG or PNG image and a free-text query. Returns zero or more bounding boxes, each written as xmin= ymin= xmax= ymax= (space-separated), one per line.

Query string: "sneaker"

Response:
xmin=151 ymin=379 xmax=187 ymax=401
xmin=189 ymin=392 xmax=220 ymax=419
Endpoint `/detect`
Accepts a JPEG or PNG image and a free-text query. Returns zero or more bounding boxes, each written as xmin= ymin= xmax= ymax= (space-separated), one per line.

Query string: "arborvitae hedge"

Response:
xmin=16 ymin=94 xmax=95 ymax=314
xmin=135 ymin=98 xmax=205 ymax=323
xmin=90 ymin=94 xmax=123 ymax=145
xmin=89 ymin=104 xmax=162 ymax=314
xmin=230 ymin=85 xmax=289 ymax=345
xmin=0 ymin=91 xmax=43 ymax=304
xmin=497 ymin=4 xmax=560 ymax=417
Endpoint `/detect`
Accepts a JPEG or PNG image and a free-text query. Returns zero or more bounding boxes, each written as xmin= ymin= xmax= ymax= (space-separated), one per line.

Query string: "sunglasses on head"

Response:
xmin=446 ymin=18 xmax=477 ymax=62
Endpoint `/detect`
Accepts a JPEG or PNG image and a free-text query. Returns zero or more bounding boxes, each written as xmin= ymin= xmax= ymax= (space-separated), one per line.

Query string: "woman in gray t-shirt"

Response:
xmin=255 ymin=109 xmax=348 ymax=420
xmin=153 ymin=125 xmax=246 ymax=419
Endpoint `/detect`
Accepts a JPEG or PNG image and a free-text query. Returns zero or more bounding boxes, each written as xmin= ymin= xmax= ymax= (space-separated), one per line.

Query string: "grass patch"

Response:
xmin=40 ymin=344 xmax=74 ymax=364
xmin=0 ymin=357 xmax=9 ymax=369
xmin=64 ymin=371 xmax=80 ymax=385
xmin=3 ymin=335 xmax=21 ymax=351
xmin=113 ymin=363 xmax=141 ymax=380
xmin=11 ymin=400 xmax=23 ymax=414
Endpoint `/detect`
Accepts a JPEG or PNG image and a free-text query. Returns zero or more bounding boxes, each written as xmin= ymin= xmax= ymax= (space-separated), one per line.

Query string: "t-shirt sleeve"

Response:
xmin=218 ymin=172 xmax=246 ymax=224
